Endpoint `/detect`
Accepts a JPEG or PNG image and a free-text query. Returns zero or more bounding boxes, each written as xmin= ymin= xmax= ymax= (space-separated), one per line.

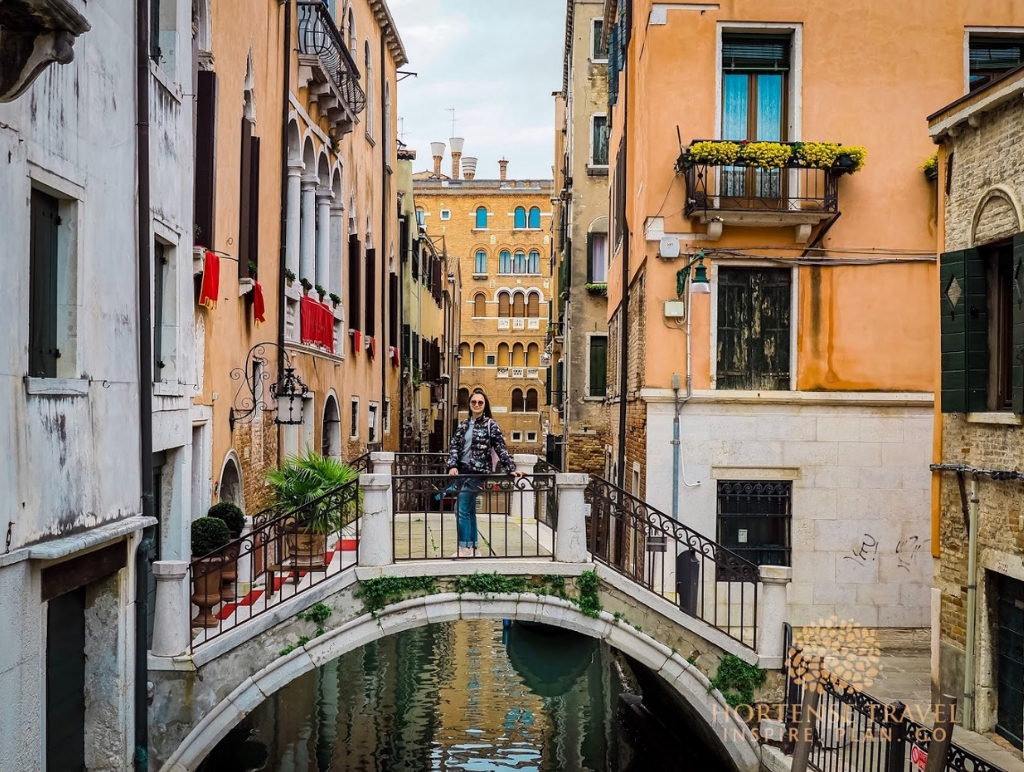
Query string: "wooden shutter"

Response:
xmin=940 ymin=249 xmax=989 ymax=413
xmin=194 ymin=71 xmax=217 ymax=248
xmin=364 ymin=248 xmax=376 ymax=336
xmin=389 ymin=273 xmax=399 ymax=349
xmin=348 ymin=236 xmax=361 ymax=330
xmin=238 ymin=118 xmax=254 ymax=276
xmin=29 ymin=190 xmax=59 ymax=378
xmin=1013 ymin=234 xmax=1024 ymax=414
xmin=586 ymin=233 xmax=594 ymax=283
xmin=432 ymin=258 xmax=442 ymax=303
xmin=248 ymin=136 xmax=260 ymax=274
xmin=965 ymin=248 xmax=989 ymax=412
xmin=590 ymin=336 xmax=608 ymax=397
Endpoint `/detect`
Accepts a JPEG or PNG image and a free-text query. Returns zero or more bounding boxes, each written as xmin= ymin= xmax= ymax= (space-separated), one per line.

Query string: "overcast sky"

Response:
xmin=388 ymin=0 xmax=565 ymax=181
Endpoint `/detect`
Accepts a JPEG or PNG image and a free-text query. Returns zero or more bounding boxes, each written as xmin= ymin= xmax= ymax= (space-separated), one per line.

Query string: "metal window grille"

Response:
xmin=716 ymin=480 xmax=791 ymax=570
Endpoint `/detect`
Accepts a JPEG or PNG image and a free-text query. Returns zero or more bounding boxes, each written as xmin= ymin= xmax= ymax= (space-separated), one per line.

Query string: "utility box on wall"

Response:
xmin=664 ymin=300 xmax=685 ymax=319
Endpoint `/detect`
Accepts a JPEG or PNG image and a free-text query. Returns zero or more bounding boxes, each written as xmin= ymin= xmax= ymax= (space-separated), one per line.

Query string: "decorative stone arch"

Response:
xmin=217 ymin=452 xmax=244 ymax=511
xmin=286 ymin=117 xmax=302 ymax=167
xmin=322 ymin=392 xmax=341 ymax=460
xmin=970 ymin=184 xmax=1024 ymax=248
xmin=472 ymin=291 xmax=487 ymax=317
xmin=159 ymin=595 xmax=760 ymax=772
xmin=316 ymin=150 xmax=331 ymax=191
xmin=472 ymin=341 xmax=486 ymax=366
xmin=526 ymin=342 xmax=540 ymax=367
xmin=301 ymin=135 xmax=317 ymax=176
xmin=526 ymin=289 xmax=542 ymax=318
xmin=243 ymin=48 xmax=256 ymax=123
xmin=497 ymin=342 xmax=510 ymax=367
xmin=497 ymin=290 xmax=511 ymax=318
xmin=512 ymin=342 xmax=525 ymax=367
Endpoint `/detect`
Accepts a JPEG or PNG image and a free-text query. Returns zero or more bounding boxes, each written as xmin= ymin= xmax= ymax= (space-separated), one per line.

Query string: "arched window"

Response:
xmin=473 ymin=292 xmax=486 ymax=317
xmin=527 ymin=343 xmax=539 ymax=367
xmin=526 ymin=388 xmax=538 ymax=412
xmin=514 ymin=207 xmax=526 ymax=229
xmin=499 ymin=250 xmax=512 ymax=274
xmin=322 ymin=396 xmax=341 ymax=460
xmin=458 ymin=388 xmax=470 ymax=411
xmin=475 ymin=206 xmax=488 ymax=229
xmin=528 ymin=250 xmax=540 ymax=274
xmin=498 ymin=291 xmax=511 ymax=318
xmin=364 ymin=41 xmax=374 ymax=135
xmin=512 ymin=343 xmax=525 ymax=367
xmin=528 ymin=207 xmax=541 ymax=229
xmin=348 ymin=8 xmax=356 ymax=55
xmin=511 ymin=388 xmax=525 ymax=412
xmin=527 ymin=292 xmax=540 ymax=318
xmin=512 ymin=293 xmax=526 ymax=318
xmin=513 ymin=251 xmax=526 ymax=274
xmin=475 ymin=250 xmax=487 ymax=274
xmin=460 ymin=342 xmax=471 ymax=362
xmin=415 ymin=207 xmax=425 ymax=228
xmin=473 ymin=342 xmax=485 ymax=367
xmin=498 ymin=342 xmax=510 ymax=367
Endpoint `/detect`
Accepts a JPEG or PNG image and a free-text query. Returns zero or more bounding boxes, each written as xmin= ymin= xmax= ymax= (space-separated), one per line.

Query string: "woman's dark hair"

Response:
xmin=469 ymin=387 xmax=494 ymax=419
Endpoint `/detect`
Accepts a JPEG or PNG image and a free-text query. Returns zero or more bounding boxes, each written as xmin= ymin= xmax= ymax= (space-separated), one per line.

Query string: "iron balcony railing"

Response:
xmin=296 ymin=0 xmax=366 ymax=115
xmin=677 ymin=140 xmax=842 ymax=219
xmin=585 ymin=476 xmax=760 ymax=650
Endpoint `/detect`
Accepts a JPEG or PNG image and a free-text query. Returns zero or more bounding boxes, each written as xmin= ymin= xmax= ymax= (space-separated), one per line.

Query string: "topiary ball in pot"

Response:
xmin=207 ymin=501 xmax=245 ymax=537
xmin=192 ymin=516 xmax=230 ymax=558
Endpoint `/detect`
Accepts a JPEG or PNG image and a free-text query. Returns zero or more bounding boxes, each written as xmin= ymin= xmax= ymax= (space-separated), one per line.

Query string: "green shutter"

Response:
xmin=1013 ymin=234 xmax=1024 ymax=414
xmin=940 ymin=250 xmax=968 ymax=413
xmin=586 ymin=233 xmax=594 ymax=283
xmin=965 ymin=247 xmax=989 ymax=412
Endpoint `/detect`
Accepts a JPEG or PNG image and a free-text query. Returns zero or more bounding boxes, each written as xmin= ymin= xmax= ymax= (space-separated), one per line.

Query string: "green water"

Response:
xmin=200 ymin=620 xmax=728 ymax=771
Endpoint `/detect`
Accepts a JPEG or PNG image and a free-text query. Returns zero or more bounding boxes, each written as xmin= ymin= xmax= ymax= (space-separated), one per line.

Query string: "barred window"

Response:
xmin=717 ymin=480 xmax=791 ymax=569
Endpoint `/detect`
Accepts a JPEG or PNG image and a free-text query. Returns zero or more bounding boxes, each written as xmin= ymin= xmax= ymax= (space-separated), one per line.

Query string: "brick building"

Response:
xmin=413 ymin=146 xmax=553 ymax=456
xmin=929 ymin=64 xmax=1024 ymax=747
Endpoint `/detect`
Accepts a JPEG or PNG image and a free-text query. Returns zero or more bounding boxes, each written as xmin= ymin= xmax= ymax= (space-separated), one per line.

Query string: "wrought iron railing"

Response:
xmin=677 ymin=141 xmax=841 ymax=218
xmin=296 ymin=0 xmax=366 ymax=115
xmin=785 ymin=646 xmax=1006 ymax=772
xmin=391 ymin=453 xmax=557 ymax=560
xmin=584 ymin=476 xmax=759 ymax=649
xmin=188 ymin=479 xmax=361 ymax=650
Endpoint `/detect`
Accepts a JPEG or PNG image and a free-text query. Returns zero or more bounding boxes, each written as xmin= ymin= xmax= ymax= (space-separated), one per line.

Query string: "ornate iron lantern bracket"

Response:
xmin=229 ymin=343 xmax=310 ymax=430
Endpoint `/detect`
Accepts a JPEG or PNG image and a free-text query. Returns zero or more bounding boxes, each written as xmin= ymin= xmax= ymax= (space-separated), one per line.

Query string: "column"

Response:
xmin=236 ymin=517 xmax=254 ymax=595
xmin=151 ymin=560 xmax=189 ymax=658
xmin=316 ymin=188 xmax=332 ymax=291
xmin=357 ymin=474 xmax=394 ymax=567
xmin=285 ymin=164 xmax=302 ymax=278
xmin=299 ymin=175 xmax=317 ymax=282
xmin=330 ymin=202 xmax=345 ymax=298
xmin=512 ymin=453 xmax=538 ymax=523
xmin=371 ymin=451 xmax=395 ymax=476
xmin=554 ymin=473 xmax=589 ymax=563
xmin=756 ymin=565 xmax=792 ymax=670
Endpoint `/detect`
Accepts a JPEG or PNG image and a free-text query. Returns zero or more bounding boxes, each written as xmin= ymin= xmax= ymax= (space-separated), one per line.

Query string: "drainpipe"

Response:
xmin=379 ymin=33 xmax=388 ymax=442
xmin=963 ymin=476 xmax=980 ymax=730
xmin=398 ymin=216 xmax=406 ymax=451
xmin=278 ymin=0 xmax=292 ymax=465
xmin=134 ymin=0 xmax=154 ymax=768
xmin=671 ymin=373 xmax=681 ymax=520
xmin=615 ymin=42 xmax=630 ymax=491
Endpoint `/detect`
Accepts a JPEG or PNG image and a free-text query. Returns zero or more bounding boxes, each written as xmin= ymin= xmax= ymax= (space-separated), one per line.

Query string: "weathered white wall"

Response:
xmin=645 ymin=397 xmax=933 ymax=627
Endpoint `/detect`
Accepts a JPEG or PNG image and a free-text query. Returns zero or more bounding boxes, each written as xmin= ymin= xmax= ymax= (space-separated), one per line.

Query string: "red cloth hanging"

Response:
xmin=301 ymin=296 xmax=335 ymax=353
xmin=252 ymin=281 xmax=266 ymax=328
xmin=351 ymin=329 xmax=361 ymax=355
xmin=319 ymin=300 xmax=334 ymax=353
xmin=198 ymin=250 xmax=219 ymax=309
xmin=368 ymin=336 xmax=376 ymax=359
xmin=391 ymin=345 xmax=400 ymax=367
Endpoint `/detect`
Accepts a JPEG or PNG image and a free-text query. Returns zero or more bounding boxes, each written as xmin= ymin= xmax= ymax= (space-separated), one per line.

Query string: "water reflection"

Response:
xmin=201 ymin=620 xmax=726 ymax=772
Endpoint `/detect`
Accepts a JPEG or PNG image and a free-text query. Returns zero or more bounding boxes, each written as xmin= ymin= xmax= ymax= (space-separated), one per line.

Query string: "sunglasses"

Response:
xmin=469 ymin=400 xmax=485 ymax=406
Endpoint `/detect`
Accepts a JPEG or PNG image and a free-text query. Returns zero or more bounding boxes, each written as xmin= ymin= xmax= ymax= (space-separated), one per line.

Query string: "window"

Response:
xmin=527 ymin=431 xmax=538 ymax=442
xmin=415 ymin=208 xmax=425 ymax=227
xmin=384 ymin=397 xmax=391 ymax=433
xmin=475 ymin=250 xmax=487 ymax=275
xmin=348 ymin=7 xmax=356 ymax=55
xmin=323 ymin=397 xmax=341 ymax=459
xmin=940 ymin=236 xmax=1024 ymax=413
xmin=717 ymin=481 xmax=792 ymax=571
xmin=150 ymin=0 xmax=179 ymax=75
xmin=364 ymin=247 xmax=376 ymax=336
xmin=717 ymin=267 xmax=791 ymax=390
xmin=350 ymin=397 xmax=359 ymax=438
xmin=473 ymin=342 xmax=485 ymax=366
xmin=498 ymin=292 xmax=511 ymax=318
xmin=527 ymin=293 xmax=540 ymax=318
xmin=368 ymin=402 xmax=379 ymax=444
xmin=499 ymin=250 xmax=512 ymax=274
xmin=969 ymin=35 xmax=1024 ymax=92
xmin=498 ymin=342 xmax=510 ymax=367
xmin=512 ymin=343 xmax=525 ymax=367
xmin=588 ymin=335 xmax=608 ymax=397
xmin=193 ymin=70 xmax=217 ymax=248
xmin=486 ymin=354 xmax=497 ymax=366
xmin=587 ymin=232 xmax=608 ymax=283
xmin=514 ymin=207 xmax=527 ymax=229
xmin=153 ymin=239 xmax=178 ymax=382
xmin=721 ymin=34 xmax=791 ymax=199
xmin=527 ymin=343 xmax=539 ymax=366
xmin=460 ymin=342 xmax=470 ymax=362
xmin=512 ymin=293 xmax=526 ymax=318
xmin=511 ymin=431 xmax=523 ymax=442
xmin=528 ymin=250 xmax=540 ymax=274
xmin=528 ymin=207 xmax=541 ymax=229
xmin=440 ymin=209 xmax=451 ymax=221
xmin=458 ymin=388 xmax=470 ymax=411
xmin=525 ymin=388 xmax=538 ymax=412
xmin=364 ymin=41 xmax=374 ymax=138
xmin=29 ymin=188 xmax=77 ymax=379
xmin=511 ymin=388 xmax=525 ymax=412
xmin=592 ymin=18 xmax=608 ymax=61
xmin=475 ymin=206 xmax=488 ymax=228
xmin=513 ymin=250 xmax=526 ymax=274
xmin=591 ymin=115 xmax=609 ymax=166
xmin=473 ymin=293 xmax=486 ymax=317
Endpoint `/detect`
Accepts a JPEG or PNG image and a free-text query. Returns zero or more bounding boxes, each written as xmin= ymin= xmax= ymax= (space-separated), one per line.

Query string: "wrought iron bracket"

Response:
xmin=229 ymin=343 xmax=309 ymax=430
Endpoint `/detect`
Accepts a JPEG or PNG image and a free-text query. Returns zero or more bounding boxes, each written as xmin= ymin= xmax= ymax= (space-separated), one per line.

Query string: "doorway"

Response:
xmin=996 ymin=573 xmax=1024 ymax=748
xmin=46 ymin=586 xmax=86 ymax=771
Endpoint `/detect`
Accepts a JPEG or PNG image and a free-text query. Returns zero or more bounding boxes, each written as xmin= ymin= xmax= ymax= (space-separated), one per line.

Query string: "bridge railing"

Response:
xmin=584 ymin=476 xmax=761 ymax=650
xmin=390 ymin=452 xmax=558 ymax=560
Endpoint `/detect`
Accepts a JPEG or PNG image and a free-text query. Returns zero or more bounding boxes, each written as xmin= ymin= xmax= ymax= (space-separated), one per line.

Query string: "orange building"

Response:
xmin=601 ymin=0 xmax=1024 ymax=630
xmin=414 ymin=146 xmax=554 ymax=457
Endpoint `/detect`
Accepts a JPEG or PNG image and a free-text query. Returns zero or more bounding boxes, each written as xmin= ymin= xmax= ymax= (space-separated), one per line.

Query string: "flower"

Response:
xmin=793 ymin=141 xmax=842 ymax=169
xmin=688 ymin=140 xmax=740 ymax=165
xmin=739 ymin=141 xmax=793 ymax=169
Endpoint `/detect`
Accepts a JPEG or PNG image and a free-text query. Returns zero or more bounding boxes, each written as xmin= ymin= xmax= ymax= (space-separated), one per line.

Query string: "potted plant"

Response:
xmin=191 ymin=516 xmax=231 ymax=627
xmin=248 ymin=260 xmax=259 ymax=279
xmin=584 ymin=282 xmax=608 ymax=297
xmin=266 ymin=451 xmax=361 ymax=568
xmin=315 ymin=284 xmax=327 ymax=302
xmin=208 ymin=502 xmax=245 ymax=602
xmin=687 ymin=140 xmax=740 ymax=166
xmin=792 ymin=141 xmax=842 ymax=169
xmin=284 ymin=268 xmax=296 ymax=287
xmin=329 ymin=292 xmax=341 ymax=308
xmin=300 ymin=277 xmax=313 ymax=295
xmin=922 ymin=153 xmax=938 ymax=181
xmin=738 ymin=141 xmax=793 ymax=169
xmin=833 ymin=146 xmax=867 ymax=173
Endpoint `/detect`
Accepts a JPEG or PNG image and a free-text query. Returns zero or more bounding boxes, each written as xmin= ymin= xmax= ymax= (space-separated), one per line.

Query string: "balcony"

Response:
xmin=676 ymin=140 xmax=858 ymax=243
xmin=296 ymin=0 xmax=366 ymax=135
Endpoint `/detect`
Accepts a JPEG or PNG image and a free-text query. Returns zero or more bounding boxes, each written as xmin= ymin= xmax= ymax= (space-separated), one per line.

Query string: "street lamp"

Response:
xmin=229 ymin=343 xmax=310 ymax=430
xmin=676 ymin=252 xmax=711 ymax=297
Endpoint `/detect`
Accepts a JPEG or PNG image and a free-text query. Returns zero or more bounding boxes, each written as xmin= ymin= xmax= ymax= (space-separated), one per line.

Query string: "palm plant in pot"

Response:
xmin=191 ymin=516 xmax=231 ymax=627
xmin=207 ymin=502 xmax=245 ymax=602
xmin=266 ymin=451 xmax=361 ymax=569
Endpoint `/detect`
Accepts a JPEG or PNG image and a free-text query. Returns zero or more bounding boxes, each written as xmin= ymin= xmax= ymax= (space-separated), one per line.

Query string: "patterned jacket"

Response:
xmin=446 ymin=416 xmax=517 ymax=474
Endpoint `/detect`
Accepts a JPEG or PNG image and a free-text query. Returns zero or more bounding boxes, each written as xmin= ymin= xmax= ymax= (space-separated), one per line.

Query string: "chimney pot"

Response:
xmin=462 ymin=156 xmax=478 ymax=180
xmin=498 ymin=158 xmax=509 ymax=181
xmin=430 ymin=141 xmax=446 ymax=177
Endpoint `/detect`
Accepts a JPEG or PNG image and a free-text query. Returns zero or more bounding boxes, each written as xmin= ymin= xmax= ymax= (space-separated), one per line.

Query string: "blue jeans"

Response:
xmin=456 ymin=471 xmax=482 ymax=548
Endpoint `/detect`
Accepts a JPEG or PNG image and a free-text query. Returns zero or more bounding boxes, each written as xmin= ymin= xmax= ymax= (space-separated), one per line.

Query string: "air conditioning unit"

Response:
xmin=659 ymin=235 xmax=680 ymax=259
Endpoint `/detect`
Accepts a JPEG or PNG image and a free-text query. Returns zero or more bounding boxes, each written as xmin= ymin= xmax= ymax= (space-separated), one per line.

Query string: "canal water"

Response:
xmin=200 ymin=620 xmax=729 ymax=772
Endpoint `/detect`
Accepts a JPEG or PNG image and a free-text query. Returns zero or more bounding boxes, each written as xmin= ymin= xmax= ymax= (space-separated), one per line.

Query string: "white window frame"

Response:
xmin=384 ymin=397 xmax=391 ymax=434
xmin=350 ymin=396 xmax=360 ymax=439
xmin=963 ymin=27 xmax=1024 ymax=94
xmin=511 ymin=431 xmax=523 ymax=442
xmin=485 ymin=354 xmax=496 ymax=366
xmin=440 ymin=209 xmax=451 ymax=221
xmin=526 ymin=431 xmax=537 ymax=442
xmin=591 ymin=18 xmax=608 ymax=63
xmin=590 ymin=113 xmax=609 ymax=168
xmin=368 ymin=401 xmax=379 ymax=443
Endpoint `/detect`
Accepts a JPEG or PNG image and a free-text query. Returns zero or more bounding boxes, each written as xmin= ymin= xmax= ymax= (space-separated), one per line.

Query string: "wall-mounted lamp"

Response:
xmin=229 ymin=343 xmax=310 ymax=430
xmin=676 ymin=251 xmax=711 ymax=298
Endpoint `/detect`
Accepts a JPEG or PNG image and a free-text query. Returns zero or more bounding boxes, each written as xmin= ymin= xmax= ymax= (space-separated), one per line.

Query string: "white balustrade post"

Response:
xmin=756 ymin=565 xmax=792 ymax=670
xmin=236 ymin=517 xmax=254 ymax=595
xmin=554 ymin=473 xmax=590 ymax=563
xmin=357 ymin=474 xmax=393 ymax=567
xmin=151 ymin=560 xmax=190 ymax=658
xmin=371 ymin=451 xmax=395 ymax=476
xmin=512 ymin=453 xmax=537 ymax=523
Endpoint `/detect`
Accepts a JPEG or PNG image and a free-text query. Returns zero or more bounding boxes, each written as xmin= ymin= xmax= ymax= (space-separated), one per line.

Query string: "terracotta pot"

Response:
xmin=220 ymin=540 xmax=241 ymax=602
xmin=284 ymin=525 xmax=327 ymax=568
xmin=191 ymin=557 xmax=224 ymax=628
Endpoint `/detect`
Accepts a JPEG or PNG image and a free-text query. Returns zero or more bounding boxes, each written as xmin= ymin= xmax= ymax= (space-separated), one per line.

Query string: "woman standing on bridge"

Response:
xmin=447 ymin=388 xmax=525 ymax=557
